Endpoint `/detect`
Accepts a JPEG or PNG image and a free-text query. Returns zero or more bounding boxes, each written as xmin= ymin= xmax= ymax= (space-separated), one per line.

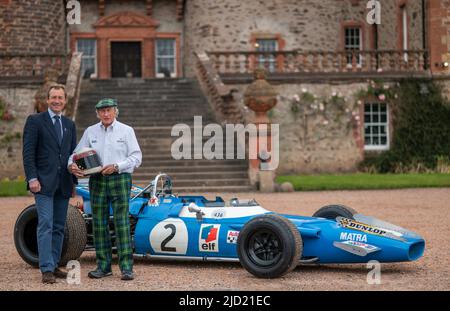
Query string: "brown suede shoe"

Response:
xmin=53 ymin=268 xmax=68 ymax=279
xmin=42 ymin=272 xmax=56 ymax=284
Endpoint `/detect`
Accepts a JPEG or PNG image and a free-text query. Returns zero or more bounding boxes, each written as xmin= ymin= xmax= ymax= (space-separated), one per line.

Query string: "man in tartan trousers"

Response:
xmin=68 ymin=98 xmax=142 ymax=280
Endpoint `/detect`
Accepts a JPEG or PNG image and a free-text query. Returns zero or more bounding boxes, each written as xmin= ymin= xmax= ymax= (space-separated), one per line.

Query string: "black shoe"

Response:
xmin=53 ymin=268 xmax=68 ymax=279
xmin=42 ymin=272 xmax=56 ymax=284
xmin=88 ymin=268 xmax=112 ymax=279
xmin=121 ymin=271 xmax=134 ymax=281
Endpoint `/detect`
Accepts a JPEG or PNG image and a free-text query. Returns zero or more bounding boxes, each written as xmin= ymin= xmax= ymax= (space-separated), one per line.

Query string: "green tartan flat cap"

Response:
xmin=95 ymin=98 xmax=118 ymax=109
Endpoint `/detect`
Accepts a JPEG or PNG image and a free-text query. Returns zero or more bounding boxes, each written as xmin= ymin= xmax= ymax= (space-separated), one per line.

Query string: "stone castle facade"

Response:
xmin=0 ymin=0 xmax=449 ymax=178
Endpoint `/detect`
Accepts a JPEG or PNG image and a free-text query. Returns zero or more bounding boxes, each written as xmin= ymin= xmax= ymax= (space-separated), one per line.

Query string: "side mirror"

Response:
xmin=188 ymin=203 xmax=205 ymax=221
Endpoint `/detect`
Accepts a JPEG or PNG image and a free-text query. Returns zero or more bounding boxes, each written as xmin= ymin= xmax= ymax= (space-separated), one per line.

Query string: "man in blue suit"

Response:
xmin=22 ymin=84 xmax=78 ymax=284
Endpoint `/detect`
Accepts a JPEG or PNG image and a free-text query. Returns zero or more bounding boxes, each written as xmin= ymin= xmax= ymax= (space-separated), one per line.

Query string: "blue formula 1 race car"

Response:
xmin=14 ymin=174 xmax=425 ymax=278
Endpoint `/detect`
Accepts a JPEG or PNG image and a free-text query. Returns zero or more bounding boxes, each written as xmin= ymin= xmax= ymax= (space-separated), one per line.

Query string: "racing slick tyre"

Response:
xmin=312 ymin=204 xmax=357 ymax=220
xmin=14 ymin=204 xmax=87 ymax=268
xmin=237 ymin=214 xmax=302 ymax=278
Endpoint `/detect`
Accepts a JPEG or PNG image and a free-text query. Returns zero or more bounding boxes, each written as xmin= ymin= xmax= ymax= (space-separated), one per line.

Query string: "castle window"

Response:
xmin=256 ymin=39 xmax=278 ymax=72
xmin=364 ymin=102 xmax=389 ymax=150
xmin=76 ymin=39 xmax=97 ymax=79
xmin=344 ymin=27 xmax=362 ymax=66
xmin=156 ymin=39 xmax=176 ymax=78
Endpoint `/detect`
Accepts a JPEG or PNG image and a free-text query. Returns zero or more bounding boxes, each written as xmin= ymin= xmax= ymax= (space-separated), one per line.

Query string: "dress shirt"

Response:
xmin=68 ymin=119 xmax=142 ymax=174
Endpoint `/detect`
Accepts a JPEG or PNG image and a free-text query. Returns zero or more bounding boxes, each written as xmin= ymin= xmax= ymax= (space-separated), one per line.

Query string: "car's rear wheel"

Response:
xmin=312 ymin=204 xmax=358 ymax=220
xmin=237 ymin=214 xmax=302 ymax=278
xmin=14 ymin=204 xmax=87 ymax=268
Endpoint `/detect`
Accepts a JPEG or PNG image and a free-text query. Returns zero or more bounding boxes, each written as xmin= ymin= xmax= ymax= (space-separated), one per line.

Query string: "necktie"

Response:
xmin=54 ymin=115 xmax=62 ymax=144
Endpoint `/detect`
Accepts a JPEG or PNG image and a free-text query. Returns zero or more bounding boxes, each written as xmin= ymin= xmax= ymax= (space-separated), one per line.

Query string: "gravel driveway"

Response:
xmin=1 ymin=188 xmax=449 ymax=291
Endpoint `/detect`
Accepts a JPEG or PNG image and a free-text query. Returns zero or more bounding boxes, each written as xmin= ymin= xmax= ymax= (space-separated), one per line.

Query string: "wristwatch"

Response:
xmin=113 ymin=164 xmax=119 ymax=172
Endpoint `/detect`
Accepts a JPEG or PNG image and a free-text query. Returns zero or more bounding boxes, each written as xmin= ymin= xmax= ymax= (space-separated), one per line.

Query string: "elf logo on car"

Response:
xmin=199 ymin=224 xmax=220 ymax=252
xmin=340 ymin=232 xmax=368 ymax=243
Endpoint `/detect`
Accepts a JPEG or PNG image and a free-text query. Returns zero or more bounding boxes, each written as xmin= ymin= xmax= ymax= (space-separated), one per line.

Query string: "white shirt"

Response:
xmin=68 ymin=119 xmax=142 ymax=174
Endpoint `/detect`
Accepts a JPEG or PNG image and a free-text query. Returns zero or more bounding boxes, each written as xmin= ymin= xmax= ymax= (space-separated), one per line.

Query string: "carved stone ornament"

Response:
xmin=94 ymin=11 xmax=159 ymax=28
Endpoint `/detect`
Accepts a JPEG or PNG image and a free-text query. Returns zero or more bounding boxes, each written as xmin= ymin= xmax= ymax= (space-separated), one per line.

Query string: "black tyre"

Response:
xmin=237 ymin=214 xmax=302 ymax=278
xmin=60 ymin=204 xmax=88 ymax=265
xmin=312 ymin=204 xmax=358 ymax=220
xmin=14 ymin=204 xmax=87 ymax=268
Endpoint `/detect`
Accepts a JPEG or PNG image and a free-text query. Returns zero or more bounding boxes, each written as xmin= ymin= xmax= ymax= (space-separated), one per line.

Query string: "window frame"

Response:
xmin=249 ymin=33 xmax=285 ymax=72
xmin=255 ymin=39 xmax=278 ymax=73
xmin=344 ymin=26 xmax=363 ymax=66
xmin=155 ymin=38 xmax=177 ymax=78
xmin=363 ymin=101 xmax=390 ymax=151
xmin=76 ymin=38 xmax=97 ymax=79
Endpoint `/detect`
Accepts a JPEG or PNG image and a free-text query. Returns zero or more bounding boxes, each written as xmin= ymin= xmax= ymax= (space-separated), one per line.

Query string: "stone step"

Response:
xmin=131 ymin=178 xmax=251 ymax=187
xmin=86 ymin=79 xmax=195 ymax=86
xmin=76 ymin=120 xmax=213 ymax=128
xmin=100 ymin=113 xmax=214 ymax=119
xmin=139 ymin=148 xmax=244 ymax=155
xmin=132 ymin=184 xmax=255 ymax=193
xmin=132 ymin=171 xmax=248 ymax=180
xmin=76 ymin=78 xmax=252 ymax=193
xmin=78 ymin=103 xmax=209 ymax=110
xmin=79 ymin=96 xmax=205 ymax=102
xmin=134 ymin=165 xmax=248 ymax=173
xmin=139 ymin=159 xmax=248 ymax=167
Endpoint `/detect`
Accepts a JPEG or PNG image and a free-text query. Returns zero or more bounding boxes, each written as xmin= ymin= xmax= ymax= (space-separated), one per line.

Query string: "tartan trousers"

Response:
xmin=89 ymin=173 xmax=133 ymax=272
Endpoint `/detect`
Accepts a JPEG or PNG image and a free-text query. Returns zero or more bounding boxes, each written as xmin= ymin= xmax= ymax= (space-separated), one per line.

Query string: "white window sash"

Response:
xmin=76 ymin=39 xmax=97 ymax=78
xmin=155 ymin=39 xmax=176 ymax=78
xmin=256 ymin=40 xmax=278 ymax=72
xmin=364 ymin=103 xmax=390 ymax=151
xmin=345 ymin=27 xmax=363 ymax=67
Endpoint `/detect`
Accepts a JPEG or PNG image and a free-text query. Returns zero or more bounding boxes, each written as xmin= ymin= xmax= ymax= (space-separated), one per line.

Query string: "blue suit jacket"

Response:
xmin=22 ymin=111 xmax=78 ymax=198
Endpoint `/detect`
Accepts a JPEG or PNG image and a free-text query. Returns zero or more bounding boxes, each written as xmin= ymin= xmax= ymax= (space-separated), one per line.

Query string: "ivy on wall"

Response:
xmin=360 ymin=79 xmax=450 ymax=173
xmin=0 ymin=97 xmax=14 ymax=121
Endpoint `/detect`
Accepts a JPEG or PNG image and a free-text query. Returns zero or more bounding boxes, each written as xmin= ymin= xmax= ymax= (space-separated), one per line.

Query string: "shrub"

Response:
xmin=359 ymin=79 xmax=450 ymax=173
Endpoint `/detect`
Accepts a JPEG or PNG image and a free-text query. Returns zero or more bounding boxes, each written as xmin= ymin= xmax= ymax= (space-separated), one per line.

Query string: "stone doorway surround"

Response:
xmin=94 ymin=11 xmax=158 ymax=79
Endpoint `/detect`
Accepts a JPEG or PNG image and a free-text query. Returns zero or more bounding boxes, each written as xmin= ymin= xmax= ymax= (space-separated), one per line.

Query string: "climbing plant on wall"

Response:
xmin=359 ymin=79 xmax=450 ymax=173
xmin=0 ymin=97 xmax=14 ymax=121
xmin=288 ymin=89 xmax=360 ymax=135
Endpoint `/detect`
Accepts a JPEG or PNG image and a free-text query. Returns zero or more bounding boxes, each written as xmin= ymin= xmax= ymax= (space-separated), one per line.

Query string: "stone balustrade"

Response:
xmin=206 ymin=50 xmax=429 ymax=75
xmin=194 ymin=51 xmax=244 ymax=124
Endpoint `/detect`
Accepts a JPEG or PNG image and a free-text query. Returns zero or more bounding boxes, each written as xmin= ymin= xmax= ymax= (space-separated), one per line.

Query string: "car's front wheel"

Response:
xmin=237 ymin=214 xmax=302 ymax=278
xmin=14 ymin=204 xmax=87 ymax=268
xmin=312 ymin=204 xmax=358 ymax=220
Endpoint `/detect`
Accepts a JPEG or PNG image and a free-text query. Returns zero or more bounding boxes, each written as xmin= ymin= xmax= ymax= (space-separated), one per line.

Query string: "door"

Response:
xmin=111 ymin=42 xmax=142 ymax=78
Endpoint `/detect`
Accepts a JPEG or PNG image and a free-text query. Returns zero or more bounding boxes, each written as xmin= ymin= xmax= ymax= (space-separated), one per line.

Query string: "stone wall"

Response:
xmin=0 ymin=84 xmax=38 ymax=178
xmin=229 ymin=81 xmax=368 ymax=174
xmin=0 ymin=0 xmax=67 ymax=76
xmin=184 ymin=0 xmax=425 ymax=77
xmin=70 ymin=0 xmax=182 ymax=33
xmin=428 ymin=0 xmax=450 ymax=74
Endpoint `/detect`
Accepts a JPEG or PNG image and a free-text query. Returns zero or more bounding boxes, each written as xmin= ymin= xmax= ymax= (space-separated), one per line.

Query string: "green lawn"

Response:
xmin=276 ymin=173 xmax=450 ymax=191
xmin=0 ymin=180 xmax=27 ymax=197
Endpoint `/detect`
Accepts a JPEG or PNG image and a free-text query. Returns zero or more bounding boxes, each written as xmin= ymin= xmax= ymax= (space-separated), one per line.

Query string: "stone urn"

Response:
xmin=243 ymin=68 xmax=278 ymax=124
